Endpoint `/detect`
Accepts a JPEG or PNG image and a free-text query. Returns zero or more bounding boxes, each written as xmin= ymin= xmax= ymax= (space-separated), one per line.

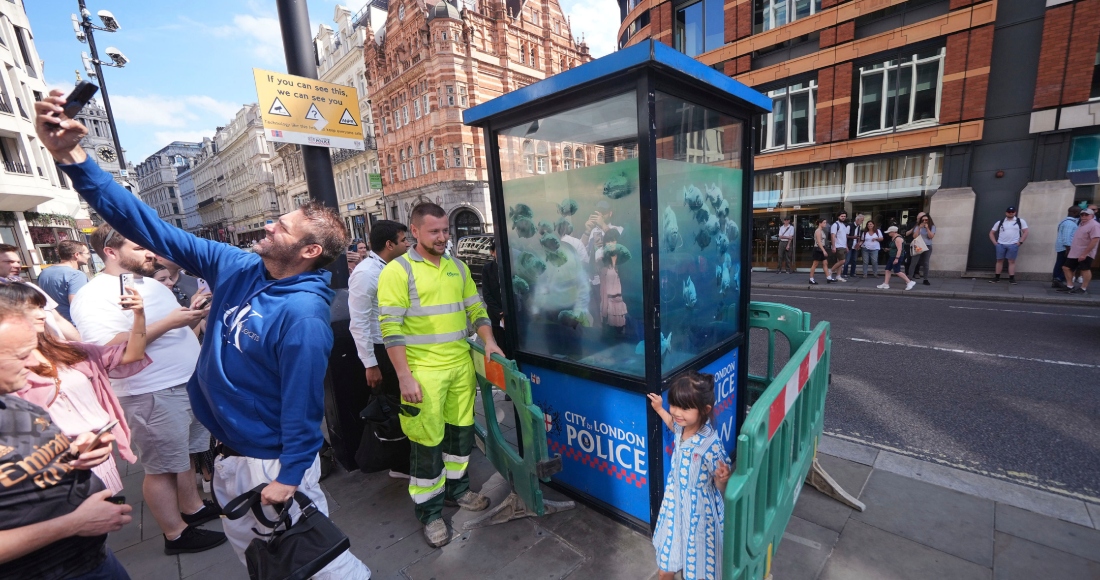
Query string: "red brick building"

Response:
xmin=365 ymin=0 xmax=591 ymax=237
xmin=617 ymin=0 xmax=1100 ymax=277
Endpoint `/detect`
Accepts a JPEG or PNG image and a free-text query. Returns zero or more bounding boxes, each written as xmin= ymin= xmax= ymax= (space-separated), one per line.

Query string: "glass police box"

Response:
xmin=464 ymin=40 xmax=770 ymax=529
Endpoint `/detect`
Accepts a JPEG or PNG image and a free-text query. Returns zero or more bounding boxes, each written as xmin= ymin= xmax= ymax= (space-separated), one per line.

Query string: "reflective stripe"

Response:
xmin=404 ymin=329 xmax=469 ymax=345
xmin=407 ymin=302 xmax=463 ymax=316
xmin=463 ymin=295 xmax=482 ymax=308
xmin=410 ymin=473 xmax=445 ymax=489
xmin=445 ymin=468 xmax=467 ymax=479
xmin=396 ymin=257 xmax=420 ymax=304
xmin=379 ymin=306 xmax=407 ymax=316
xmin=383 ymin=335 xmax=407 ymax=347
xmin=410 ymin=485 xmax=444 ymax=504
xmin=442 ymin=453 xmax=469 ymax=464
xmin=472 ymin=317 xmax=490 ymax=329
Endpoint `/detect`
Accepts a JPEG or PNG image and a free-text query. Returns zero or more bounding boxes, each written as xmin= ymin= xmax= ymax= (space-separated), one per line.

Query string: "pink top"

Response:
xmin=15 ymin=342 xmax=151 ymax=464
xmin=1068 ymin=219 xmax=1100 ymax=260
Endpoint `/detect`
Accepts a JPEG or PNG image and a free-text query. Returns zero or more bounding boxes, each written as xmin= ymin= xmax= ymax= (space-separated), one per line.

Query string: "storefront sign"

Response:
xmin=368 ymin=173 xmax=382 ymax=190
xmin=527 ymin=364 xmax=650 ymax=522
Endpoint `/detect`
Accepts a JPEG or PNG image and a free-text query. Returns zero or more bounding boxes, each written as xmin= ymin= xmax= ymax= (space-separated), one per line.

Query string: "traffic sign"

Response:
xmin=253 ymin=68 xmax=365 ymax=150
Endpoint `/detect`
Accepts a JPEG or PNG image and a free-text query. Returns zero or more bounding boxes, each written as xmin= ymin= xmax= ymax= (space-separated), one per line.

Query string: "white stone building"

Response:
xmin=216 ymin=104 xmax=277 ymax=246
xmin=192 ymin=136 xmax=231 ymax=242
xmin=134 ymin=142 xmax=203 ymax=231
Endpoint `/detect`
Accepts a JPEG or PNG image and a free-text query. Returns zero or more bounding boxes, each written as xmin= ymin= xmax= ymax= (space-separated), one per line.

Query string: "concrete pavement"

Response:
xmin=108 ymin=430 xmax=1100 ymax=579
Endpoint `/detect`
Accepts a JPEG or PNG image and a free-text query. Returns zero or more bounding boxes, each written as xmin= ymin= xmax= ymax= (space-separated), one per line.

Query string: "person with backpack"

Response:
xmin=828 ymin=212 xmax=849 ymax=282
xmin=989 ymin=206 xmax=1028 ymax=284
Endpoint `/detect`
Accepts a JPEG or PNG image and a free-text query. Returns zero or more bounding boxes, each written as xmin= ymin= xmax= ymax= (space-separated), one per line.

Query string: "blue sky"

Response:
xmin=26 ymin=0 xmax=618 ymax=163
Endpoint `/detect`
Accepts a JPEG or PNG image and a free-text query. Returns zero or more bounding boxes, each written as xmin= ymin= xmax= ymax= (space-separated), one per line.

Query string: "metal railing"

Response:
xmin=0 ymin=96 xmax=12 ymax=115
xmin=5 ymin=161 xmax=32 ymax=175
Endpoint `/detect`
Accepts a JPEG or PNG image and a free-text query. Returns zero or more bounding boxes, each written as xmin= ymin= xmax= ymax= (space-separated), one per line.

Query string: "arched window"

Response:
xmin=596 ymin=151 xmax=604 ymax=164
xmin=574 ymin=148 xmax=585 ymax=168
xmin=428 ymin=137 xmax=435 ymax=149
xmin=563 ymin=146 xmax=572 ymax=170
xmin=399 ymin=149 xmax=405 ymax=161
xmin=522 ymin=140 xmax=534 ymax=173
xmin=453 ymin=209 xmax=483 ymax=238
xmin=536 ymin=142 xmax=549 ymax=173
xmin=407 ymin=146 xmax=414 ymax=160
xmin=531 ymin=47 xmax=538 ymax=64
xmin=418 ymin=141 xmax=425 ymax=154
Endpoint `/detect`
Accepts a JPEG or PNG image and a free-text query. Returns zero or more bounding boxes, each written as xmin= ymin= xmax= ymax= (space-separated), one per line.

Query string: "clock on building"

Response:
xmin=96 ymin=146 xmax=117 ymax=163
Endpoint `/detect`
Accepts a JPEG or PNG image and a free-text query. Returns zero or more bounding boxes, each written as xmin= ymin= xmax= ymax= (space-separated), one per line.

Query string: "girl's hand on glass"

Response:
xmin=646 ymin=393 xmax=663 ymax=412
xmin=120 ymin=287 xmax=143 ymax=314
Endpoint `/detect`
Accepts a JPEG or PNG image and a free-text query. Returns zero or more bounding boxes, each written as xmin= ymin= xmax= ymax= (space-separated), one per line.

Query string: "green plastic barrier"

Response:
xmin=467 ymin=340 xmax=566 ymax=524
xmin=723 ymin=302 xmax=831 ymax=580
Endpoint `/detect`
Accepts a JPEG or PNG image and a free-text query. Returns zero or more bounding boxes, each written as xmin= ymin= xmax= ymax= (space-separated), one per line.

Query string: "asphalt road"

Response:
xmin=747 ymin=287 xmax=1100 ymax=503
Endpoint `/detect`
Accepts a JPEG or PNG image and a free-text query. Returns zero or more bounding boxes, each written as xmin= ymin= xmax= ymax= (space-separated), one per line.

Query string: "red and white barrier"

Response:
xmin=767 ymin=331 xmax=827 ymax=440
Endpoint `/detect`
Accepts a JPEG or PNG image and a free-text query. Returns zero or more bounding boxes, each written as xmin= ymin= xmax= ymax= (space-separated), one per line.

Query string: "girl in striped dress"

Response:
xmin=647 ymin=371 xmax=732 ymax=580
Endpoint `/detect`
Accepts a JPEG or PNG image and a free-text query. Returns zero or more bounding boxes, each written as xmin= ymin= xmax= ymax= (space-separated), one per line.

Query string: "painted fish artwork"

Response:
xmin=663 ymin=206 xmax=683 ymax=251
xmin=713 ymin=198 xmax=730 ymax=219
xmin=540 ymin=233 xmax=561 ymax=251
xmin=695 ymin=229 xmax=712 ymax=250
xmin=714 ymin=232 xmax=729 ymax=254
xmin=545 ymin=249 xmax=569 ymax=267
xmin=555 ymin=217 xmax=574 ymax=237
xmin=557 ymin=198 xmax=578 ymax=217
xmin=538 ymin=220 xmax=555 ymax=236
xmin=703 ymin=214 xmax=721 ymax=236
xmin=512 ymin=216 xmax=536 ymax=238
xmin=516 ymin=251 xmax=546 ymax=282
xmin=683 ymin=277 xmax=697 ymax=308
xmin=601 ymin=242 xmax=632 ymax=265
xmin=602 ymin=172 xmax=633 ymax=199
xmin=716 ymin=262 xmax=731 ymax=294
xmin=683 ymin=184 xmax=705 ymax=211
xmin=635 ymin=333 xmax=673 ymax=357
xmin=513 ymin=276 xmax=530 ymax=295
xmin=704 ymin=183 xmax=723 ymax=209
xmin=694 ymin=207 xmax=710 ymax=224
xmin=557 ymin=309 xmax=589 ymax=329
xmin=508 ymin=203 xmax=533 ymax=220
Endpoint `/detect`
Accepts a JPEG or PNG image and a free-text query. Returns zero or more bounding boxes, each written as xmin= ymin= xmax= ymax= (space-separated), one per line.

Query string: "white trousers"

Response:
xmin=213 ymin=454 xmax=371 ymax=580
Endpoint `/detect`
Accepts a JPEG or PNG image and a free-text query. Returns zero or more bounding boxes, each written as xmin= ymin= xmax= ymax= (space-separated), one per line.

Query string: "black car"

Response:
xmin=455 ymin=234 xmax=494 ymax=287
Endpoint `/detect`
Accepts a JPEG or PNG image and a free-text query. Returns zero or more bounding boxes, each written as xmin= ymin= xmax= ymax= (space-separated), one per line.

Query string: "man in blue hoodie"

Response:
xmin=36 ymin=91 xmax=370 ymax=579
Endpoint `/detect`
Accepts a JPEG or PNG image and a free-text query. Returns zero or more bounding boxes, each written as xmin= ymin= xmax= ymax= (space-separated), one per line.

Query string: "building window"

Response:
xmin=760 ymin=80 xmax=816 ymax=152
xmin=1091 ymin=49 xmax=1100 ymax=100
xmin=414 ymin=100 xmax=421 ymax=118
xmin=563 ymin=146 xmax=572 ymax=170
xmin=421 ymin=156 xmax=428 ymax=173
xmin=754 ymin=0 xmax=822 ymax=34
xmin=857 ymin=47 xmax=945 ymax=137
xmin=403 ymin=106 xmax=409 ymax=124
xmin=429 ymin=151 xmax=437 ymax=171
xmin=398 ymin=4 xmax=405 ymax=20
xmin=453 ymin=147 xmax=462 ymax=167
xmin=536 ymin=142 xmax=549 ymax=173
xmin=401 ymin=163 xmax=408 ymax=179
xmin=423 ymin=95 xmax=431 ymax=113
xmin=523 ymin=140 xmax=534 ymax=172
xmin=574 ymin=148 xmax=585 ymax=168
xmin=674 ymin=0 xmax=723 ymax=57
xmin=465 ymin=146 xmax=474 ymax=168
xmin=597 ymin=151 xmax=605 ymax=164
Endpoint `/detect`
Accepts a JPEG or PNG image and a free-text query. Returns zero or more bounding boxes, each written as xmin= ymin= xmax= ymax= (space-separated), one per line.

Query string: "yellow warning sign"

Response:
xmin=253 ymin=68 xmax=365 ymax=150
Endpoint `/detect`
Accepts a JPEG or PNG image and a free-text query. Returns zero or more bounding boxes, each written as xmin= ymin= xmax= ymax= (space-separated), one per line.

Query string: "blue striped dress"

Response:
xmin=653 ymin=423 xmax=729 ymax=579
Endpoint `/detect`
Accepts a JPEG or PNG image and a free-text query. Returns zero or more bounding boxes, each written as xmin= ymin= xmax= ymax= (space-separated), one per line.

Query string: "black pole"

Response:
xmin=77 ymin=0 xmax=127 ymax=176
xmin=275 ymin=0 xmax=347 ymax=288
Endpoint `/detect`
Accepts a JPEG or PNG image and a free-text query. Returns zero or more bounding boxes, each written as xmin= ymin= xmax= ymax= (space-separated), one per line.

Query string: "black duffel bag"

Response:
xmin=355 ymin=392 xmax=410 ymax=474
xmin=223 ymin=484 xmax=350 ymax=580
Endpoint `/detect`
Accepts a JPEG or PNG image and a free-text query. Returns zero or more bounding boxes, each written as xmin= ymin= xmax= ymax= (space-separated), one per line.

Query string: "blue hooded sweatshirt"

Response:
xmin=61 ymin=158 xmax=333 ymax=486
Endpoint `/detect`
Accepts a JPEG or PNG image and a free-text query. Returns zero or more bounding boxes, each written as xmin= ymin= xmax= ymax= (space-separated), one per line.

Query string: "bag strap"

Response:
xmin=222 ymin=484 xmax=291 ymax=529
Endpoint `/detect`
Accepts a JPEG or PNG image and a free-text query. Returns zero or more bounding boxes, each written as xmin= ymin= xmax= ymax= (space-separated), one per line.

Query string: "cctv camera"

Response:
xmin=81 ymin=52 xmax=98 ymax=77
xmin=71 ymin=14 xmax=87 ymax=42
xmin=104 ymin=47 xmax=128 ymax=67
xmin=97 ymin=10 xmax=120 ymax=31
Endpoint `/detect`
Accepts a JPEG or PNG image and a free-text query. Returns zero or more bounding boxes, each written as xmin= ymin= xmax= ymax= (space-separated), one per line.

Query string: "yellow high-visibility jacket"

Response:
xmin=377 ymin=247 xmax=490 ymax=370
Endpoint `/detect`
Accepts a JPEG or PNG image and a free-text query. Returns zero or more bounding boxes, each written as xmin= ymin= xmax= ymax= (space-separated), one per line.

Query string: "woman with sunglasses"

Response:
xmin=0 ymin=279 xmax=150 ymax=493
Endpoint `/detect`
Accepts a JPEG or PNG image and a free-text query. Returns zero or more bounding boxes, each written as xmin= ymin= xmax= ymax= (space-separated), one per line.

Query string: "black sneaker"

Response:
xmin=1070 ymin=288 xmax=1089 ymax=295
xmin=923 ymin=279 xmax=930 ymax=286
xmin=989 ymin=278 xmax=1000 ymax=283
xmin=1009 ymin=278 xmax=1018 ymax=285
xmin=164 ymin=526 xmax=228 ymax=555
xmin=181 ymin=499 xmax=221 ymax=527
xmin=809 ymin=279 xmax=818 ymax=285
xmin=1057 ymin=286 xmax=1075 ymax=293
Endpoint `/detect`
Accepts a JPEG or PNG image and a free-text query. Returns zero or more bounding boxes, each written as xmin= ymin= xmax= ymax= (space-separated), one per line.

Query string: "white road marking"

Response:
xmin=847 ymin=338 xmax=1100 ymax=369
xmin=782 ymin=532 xmax=823 ymax=551
xmin=949 ymin=305 xmax=1100 ymax=318
xmin=754 ymin=293 xmax=856 ymax=302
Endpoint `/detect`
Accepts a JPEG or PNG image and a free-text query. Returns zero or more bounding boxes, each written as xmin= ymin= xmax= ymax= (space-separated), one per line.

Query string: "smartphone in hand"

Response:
xmin=119 ymin=273 xmax=134 ymax=309
xmin=63 ymin=419 xmax=119 ymax=462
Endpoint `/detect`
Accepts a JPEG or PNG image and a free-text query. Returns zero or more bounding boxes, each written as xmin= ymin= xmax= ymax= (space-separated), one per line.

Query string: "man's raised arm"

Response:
xmin=34 ymin=90 xmax=237 ymax=281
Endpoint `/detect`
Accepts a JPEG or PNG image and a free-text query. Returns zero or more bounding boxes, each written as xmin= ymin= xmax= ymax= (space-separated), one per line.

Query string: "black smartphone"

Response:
xmin=192 ymin=295 xmax=212 ymax=310
xmin=107 ymin=495 xmax=126 ymax=505
xmin=63 ymin=81 xmax=99 ymax=119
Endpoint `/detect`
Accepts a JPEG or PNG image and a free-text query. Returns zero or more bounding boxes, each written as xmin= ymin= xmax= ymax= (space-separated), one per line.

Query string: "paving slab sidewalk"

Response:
xmin=751 ymin=270 xmax=1100 ymax=307
xmin=110 ymin=431 xmax=1100 ymax=579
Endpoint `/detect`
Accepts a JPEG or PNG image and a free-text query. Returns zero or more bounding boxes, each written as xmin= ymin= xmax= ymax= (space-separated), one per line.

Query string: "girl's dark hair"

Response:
xmin=667 ymin=370 xmax=716 ymax=424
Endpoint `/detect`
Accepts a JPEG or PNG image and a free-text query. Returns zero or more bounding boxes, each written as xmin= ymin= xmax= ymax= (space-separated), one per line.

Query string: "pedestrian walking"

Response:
xmin=989 ymin=207 xmax=1028 ymax=284
xmin=842 ymin=214 xmax=865 ymax=278
xmin=34 ymin=240 xmax=90 ymax=322
xmin=777 ymin=216 xmax=794 ymax=273
xmin=36 ymin=91 xmax=371 ymax=578
xmin=908 ymin=214 xmax=936 ymax=285
xmin=377 ymin=203 xmax=505 ymax=548
xmin=1058 ymin=208 xmax=1100 ymax=295
xmin=3 ymin=278 xmax=147 ymax=494
xmin=0 ymin=300 xmax=134 ymax=580
xmin=1053 ymin=206 xmax=1080 ymax=288
xmin=349 ymin=219 xmax=412 ymax=476
xmin=861 ymin=221 xmax=883 ymax=277
xmin=647 ymin=371 xmax=731 ymax=580
xmin=879 ymin=226 xmax=916 ymax=290
xmin=828 ymin=212 xmax=849 ymax=282
xmin=809 ymin=218 xmax=829 ymax=285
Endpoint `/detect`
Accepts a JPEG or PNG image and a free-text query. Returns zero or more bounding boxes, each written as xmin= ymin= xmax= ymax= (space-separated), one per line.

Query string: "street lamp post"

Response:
xmin=73 ymin=0 xmax=128 ymax=175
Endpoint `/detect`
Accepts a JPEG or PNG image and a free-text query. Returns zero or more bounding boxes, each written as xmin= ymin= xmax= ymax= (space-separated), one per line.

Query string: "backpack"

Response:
xmin=994 ymin=217 xmax=1023 ymax=242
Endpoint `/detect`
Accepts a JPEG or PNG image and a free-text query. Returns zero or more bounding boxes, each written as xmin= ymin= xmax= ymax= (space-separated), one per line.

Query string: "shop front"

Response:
xmin=751 ymin=150 xmax=943 ymax=271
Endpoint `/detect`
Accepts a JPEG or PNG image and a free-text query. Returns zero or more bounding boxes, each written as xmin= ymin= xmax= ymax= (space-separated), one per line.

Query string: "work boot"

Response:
xmin=445 ymin=490 xmax=490 ymax=511
xmin=423 ymin=518 xmax=450 ymax=548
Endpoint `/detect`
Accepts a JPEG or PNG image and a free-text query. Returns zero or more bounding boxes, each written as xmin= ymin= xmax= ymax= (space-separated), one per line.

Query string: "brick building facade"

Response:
xmin=617 ymin=0 xmax=1100 ymax=277
xmin=365 ymin=0 xmax=590 ymax=237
